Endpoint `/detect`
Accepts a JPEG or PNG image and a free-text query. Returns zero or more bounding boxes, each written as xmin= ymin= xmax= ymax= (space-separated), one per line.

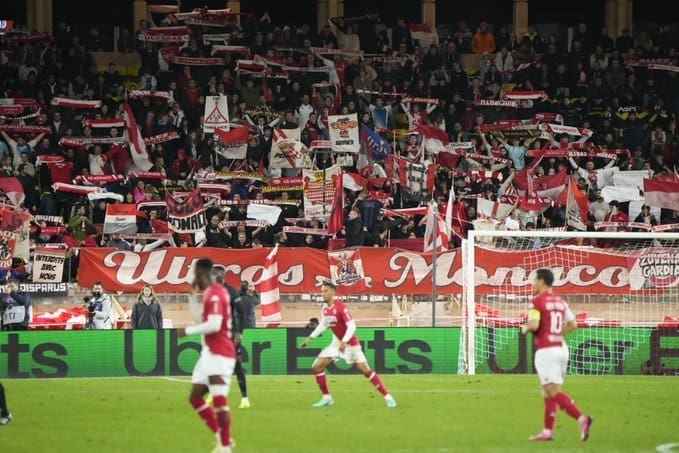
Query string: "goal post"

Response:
xmin=459 ymin=230 xmax=679 ymax=375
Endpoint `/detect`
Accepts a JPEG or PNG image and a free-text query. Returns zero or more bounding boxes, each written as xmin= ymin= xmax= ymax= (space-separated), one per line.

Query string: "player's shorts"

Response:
xmin=317 ymin=338 xmax=366 ymax=365
xmin=534 ymin=345 xmax=569 ymax=385
xmin=191 ymin=349 xmax=236 ymax=387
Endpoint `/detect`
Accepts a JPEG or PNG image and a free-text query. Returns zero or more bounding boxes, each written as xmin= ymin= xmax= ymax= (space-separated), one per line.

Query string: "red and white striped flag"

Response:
xmin=123 ymin=103 xmax=154 ymax=171
xmin=259 ymin=245 xmax=282 ymax=327
xmin=644 ymin=178 xmax=679 ymax=211
xmin=423 ymin=204 xmax=449 ymax=253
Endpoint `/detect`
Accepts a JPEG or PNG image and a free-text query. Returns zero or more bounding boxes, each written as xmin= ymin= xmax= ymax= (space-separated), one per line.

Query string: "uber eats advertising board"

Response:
xmin=1 ymin=328 xmax=677 ymax=378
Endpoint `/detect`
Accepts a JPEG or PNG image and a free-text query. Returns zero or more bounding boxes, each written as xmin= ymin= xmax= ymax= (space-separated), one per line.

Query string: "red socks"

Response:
xmin=544 ymin=398 xmax=557 ymax=430
xmin=555 ymin=392 xmax=583 ymax=420
xmin=364 ymin=370 xmax=389 ymax=396
xmin=213 ymin=395 xmax=232 ymax=447
xmin=315 ymin=372 xmax=330 ymax=395
xmin=189 ymin=397 xmax=218 ymax=433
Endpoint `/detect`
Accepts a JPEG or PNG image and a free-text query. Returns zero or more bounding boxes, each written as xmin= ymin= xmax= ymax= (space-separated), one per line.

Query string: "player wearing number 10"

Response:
xmin=521 ymin=268 xmax=593 ymax=442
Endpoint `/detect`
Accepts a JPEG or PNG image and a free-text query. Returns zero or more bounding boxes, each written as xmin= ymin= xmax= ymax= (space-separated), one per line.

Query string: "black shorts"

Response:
xmin=237 ymin=343 xmax=245 ymax=360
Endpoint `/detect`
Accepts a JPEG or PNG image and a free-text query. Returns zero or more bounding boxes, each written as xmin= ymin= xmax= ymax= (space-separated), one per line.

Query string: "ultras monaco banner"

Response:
xmin=77 ymin=245 xmax=677 ymax=295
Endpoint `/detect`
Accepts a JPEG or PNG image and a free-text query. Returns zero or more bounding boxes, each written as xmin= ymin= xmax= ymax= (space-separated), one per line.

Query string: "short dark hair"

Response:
xmin=195 ymin=258 xmax=214 ymax=274
xmin=322 ymin=280 xmax=337 ymax=290
xmin=536 ymin=268 xmax=554 ymax=287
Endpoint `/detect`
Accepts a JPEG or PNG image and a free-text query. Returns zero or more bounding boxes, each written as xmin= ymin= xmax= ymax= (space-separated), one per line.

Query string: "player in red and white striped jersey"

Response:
xmin=179 ymin=258 xmax=236 ymax=453
xmin=521 ymin=268 xmax=593 ymax=442
xmin=301 ymin=281 xmax=397 ymax=408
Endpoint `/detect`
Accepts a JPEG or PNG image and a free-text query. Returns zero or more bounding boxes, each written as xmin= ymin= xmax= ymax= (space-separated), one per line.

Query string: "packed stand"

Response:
xmin=0 ymin=10 xmax=678 ymax=283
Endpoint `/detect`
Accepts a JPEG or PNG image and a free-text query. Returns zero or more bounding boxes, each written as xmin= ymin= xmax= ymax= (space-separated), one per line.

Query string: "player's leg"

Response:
xmin=530 ymin=348 xmax=558 ymax=441
xmin=311 ymin=357 xmax=334 ymax=407
xmin=208 ymin=374 xmax=233 ymax=452
xmin=0 ymin=381 xmax=12 ymax=425
xmin=190 ymin=356 xmax=219 ymax=435
xmin=551 ymin=347 xmax=592 ymax=441
xmin=234 ymin=345 xmax=249 ymax=408
xmin=352 ymin=352 xmax=396 ymax=408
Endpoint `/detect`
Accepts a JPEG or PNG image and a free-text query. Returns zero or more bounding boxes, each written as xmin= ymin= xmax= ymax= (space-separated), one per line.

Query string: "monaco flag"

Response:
xmin=123 ymin=103 xmax=153 ymax=171
xmin=328 ymin=249 xmax=368 ymax=295
xmin=413 ymin=125 xmax=450 ymax=154
xmin=104 ymin=204 xmax=139 ymax=234
xmin=644 ymin=178 xmax=679 ymax=211
xmin=259 ymin=245 xmax=282 ymax=327
xmin=215 ymin=126 xmax=248 ymax=159
xmin=408 ymin=22 xmax=439 ymax=48
xmin=514 ymin=168 xmax=567 ymax=201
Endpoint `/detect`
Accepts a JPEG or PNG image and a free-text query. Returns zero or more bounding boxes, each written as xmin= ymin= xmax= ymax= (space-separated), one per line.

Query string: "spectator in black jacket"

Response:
xmin=344 ymin=208 xmax=365 ymax=247
xmin=131 ymin=285 xmax=163 ymax=329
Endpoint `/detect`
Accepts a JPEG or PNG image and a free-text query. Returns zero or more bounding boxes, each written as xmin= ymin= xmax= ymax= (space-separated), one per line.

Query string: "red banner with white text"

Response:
xmin=76 ymin=245 xmax=668 ymax=295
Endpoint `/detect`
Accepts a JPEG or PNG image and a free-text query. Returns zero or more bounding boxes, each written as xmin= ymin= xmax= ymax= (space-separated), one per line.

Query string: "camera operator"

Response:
xmin=239 ymin=282 xmax=261 ymax=329
xmin=85 ymin=282 xmax=112 ymax=330
xmin=0 ymin=280 xmax=31 ymax=331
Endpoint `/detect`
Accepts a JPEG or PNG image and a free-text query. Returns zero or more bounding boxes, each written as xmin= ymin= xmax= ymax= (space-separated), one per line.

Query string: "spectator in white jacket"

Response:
xmin=494 ymin=46 xmax=514 ymax=73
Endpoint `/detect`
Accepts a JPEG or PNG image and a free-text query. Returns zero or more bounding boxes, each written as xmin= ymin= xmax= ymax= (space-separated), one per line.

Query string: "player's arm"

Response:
xmin=338 ymin=308 xmax=356 ymax=352
xmin=182 ymin=314 xmax=223 ymax=336
xmin=562 ymin=306 xmax=577 ymax=334
xmin=301 ymin=317 xmax=329 ymax=348
xmin=520 ymin=308 xmax=541 ymax=335
xmin=180 ymin=294 xmax=224 ymax=336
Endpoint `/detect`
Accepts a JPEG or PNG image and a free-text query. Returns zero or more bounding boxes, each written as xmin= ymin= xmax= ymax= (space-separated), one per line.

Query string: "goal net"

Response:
xmin=459 ymin=230 xmax=679 ymax=375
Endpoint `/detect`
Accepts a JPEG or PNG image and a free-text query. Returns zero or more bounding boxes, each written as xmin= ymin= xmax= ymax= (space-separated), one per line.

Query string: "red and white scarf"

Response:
xmin=476 ymin=99 xmax=519 ymax=108
xmin=138 ymin=34 xmax=189 ymax=43
xmin=59 ymin=136 xmax=127 ymax=147
xmin=171 ymin=56 xmax=225 ymax=66
xmin=203 ymin=33 xmax=231 ymax=42
xmin=503 ymin=90 xmax=548 ymax=101
xmin=0 ymin=98 xmax=38 ymax=108
xmin=0 ymin=124 xmax=51 ymax=135
xmin=147 ymin=26 xmax=190 ymax=35
xmin=211 ymin=45 xmax=250 ymax=56
xmin=0 ymin=105 xmax=25 ymax=116
xmin=128 ymin=90 xmax=174 ymax=101
xmin=146 ymin=4 xmax=179 ymax=13
xmin=85 ymin=118 xmax=125 ymax=128
xmin=52 ymin=183 xmax=103 ymax=195
xmin=544 ymin=123 xmax=593 ymax=138
xmin=73 ymin=174 xmax=125 ymax=185
xmin=402 ymin=96 xmax=439 ymax=105
xmin=143 ymin=131 xmax=179 ymax=145
xmin=648 ymin=64 xmax=679 ymax=72
xmin=309 ymin=47 xmax=364 ymax=57
xmin=130 ymin=171 xmax=166 ymax=180
xmin=51 ymin=98 xmax=102 ymax=109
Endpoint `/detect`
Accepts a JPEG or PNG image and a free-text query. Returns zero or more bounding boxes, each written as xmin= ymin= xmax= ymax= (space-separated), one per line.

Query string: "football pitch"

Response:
xmin=2 ymin=375 xmax=678 ymax=453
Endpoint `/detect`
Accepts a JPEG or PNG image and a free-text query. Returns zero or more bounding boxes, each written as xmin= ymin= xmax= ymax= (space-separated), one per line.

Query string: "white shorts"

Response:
xmin=191 ymin=349 xmax=236 ymax=387
xmin=534 ymin=345 xmax=569 ymax=386
xmin=317 ymin=338 xmax=367 ymax=365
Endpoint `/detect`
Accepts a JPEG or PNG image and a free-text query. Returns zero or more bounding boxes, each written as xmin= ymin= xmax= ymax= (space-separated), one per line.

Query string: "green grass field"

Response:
xmin=1 ymin=375 xmax=678 ymax=452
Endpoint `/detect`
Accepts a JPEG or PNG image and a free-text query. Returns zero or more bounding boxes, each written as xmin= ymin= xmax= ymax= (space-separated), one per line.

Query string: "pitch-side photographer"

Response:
xmin=87 ymin=282 xmax=112 ymax=330
xmin=239 ymin=282 xmax=261 ymax=329
xmin=0 ymin=280 xmax=31 ymax=331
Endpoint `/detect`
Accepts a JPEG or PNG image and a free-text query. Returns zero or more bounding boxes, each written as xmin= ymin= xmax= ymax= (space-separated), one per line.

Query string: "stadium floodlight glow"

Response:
xmin=460 ymin=230 xmax=679 ymax=375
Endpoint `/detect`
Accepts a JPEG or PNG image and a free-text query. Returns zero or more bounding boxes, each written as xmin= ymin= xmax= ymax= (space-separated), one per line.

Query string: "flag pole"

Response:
xmin=431 ymin=201 xmax=438 ymax=327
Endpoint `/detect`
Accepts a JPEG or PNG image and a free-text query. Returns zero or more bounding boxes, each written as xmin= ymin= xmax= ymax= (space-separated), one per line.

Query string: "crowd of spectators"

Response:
xmin=0 ymin=11 xmax=678 ymax=282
